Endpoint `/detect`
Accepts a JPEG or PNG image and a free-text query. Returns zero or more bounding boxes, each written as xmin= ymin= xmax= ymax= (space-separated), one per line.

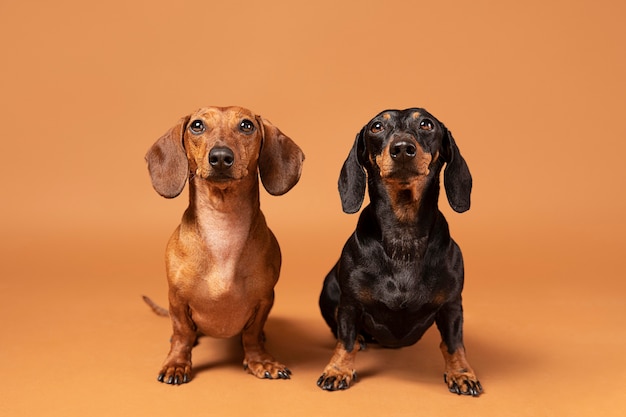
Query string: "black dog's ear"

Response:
xmin=338 ymin=129 xmax=366 ymax=213
xmin=442 ymin=127 xmax=472 ymax=213
xmin=145 ymin=116 xmax=190 ymax=198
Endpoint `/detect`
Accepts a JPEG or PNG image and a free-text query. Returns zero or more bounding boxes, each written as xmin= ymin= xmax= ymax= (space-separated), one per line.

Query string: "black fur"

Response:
xmin=319 ymin=108 xmax=481 ymax=395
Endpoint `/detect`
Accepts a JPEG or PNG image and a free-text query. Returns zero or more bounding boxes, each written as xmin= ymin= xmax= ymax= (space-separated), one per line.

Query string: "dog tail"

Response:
xmin=142 ymin=295 xmax=169 ymax=317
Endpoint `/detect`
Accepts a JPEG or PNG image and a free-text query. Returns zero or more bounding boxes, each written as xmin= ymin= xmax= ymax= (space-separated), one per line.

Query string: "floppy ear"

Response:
xmin=257 ymin=117 xmax=305 ymax=196
xmin=145 ymin=116 xmax=190 ymax=198
xmin=338 ymin=129 xmax=367 ymax=214
xmin=442 ymin=127 xmax=472 ymax=213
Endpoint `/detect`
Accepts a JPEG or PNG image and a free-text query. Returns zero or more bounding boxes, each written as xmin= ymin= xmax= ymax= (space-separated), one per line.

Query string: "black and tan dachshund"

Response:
xmin=318 ymin=108 xmax=482 ymax=396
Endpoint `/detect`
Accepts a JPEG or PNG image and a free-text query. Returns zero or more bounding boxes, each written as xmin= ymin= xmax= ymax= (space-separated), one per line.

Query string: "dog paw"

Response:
xmin=157 ymin=362 xmax=191 ymax=385
xmin=244 ymin=360 xmax=292 ymax=380
xmin=443 ymin=372 xmax=482 ymax=396
xmin=317 ymin=368 xmax=358 ymax=391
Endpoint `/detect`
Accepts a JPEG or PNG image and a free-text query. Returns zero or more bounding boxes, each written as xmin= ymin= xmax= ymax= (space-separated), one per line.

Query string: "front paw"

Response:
xmin=244 ymin=359 xmax=292 ymax=380
xmin=317 ymin=367 xmax=358 ymax=391
xmin=444 ymin=372 xmax=483 ymax=396
xmin=157 ymin=362 xmax=191 ymax=385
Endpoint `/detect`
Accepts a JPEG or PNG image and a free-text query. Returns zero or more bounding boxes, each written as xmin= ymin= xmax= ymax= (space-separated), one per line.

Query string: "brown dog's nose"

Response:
xmin=209 ymin=146 xmax=235 ymax=171
xmin=390 ymin=140 xmax=417 ymax=162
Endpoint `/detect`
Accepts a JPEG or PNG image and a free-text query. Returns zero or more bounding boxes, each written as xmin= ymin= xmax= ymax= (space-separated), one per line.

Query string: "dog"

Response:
xmin=317 ymin=108 xmax=482 ymax=396
xmin=145 ymin=106 xmax=304 ymax=385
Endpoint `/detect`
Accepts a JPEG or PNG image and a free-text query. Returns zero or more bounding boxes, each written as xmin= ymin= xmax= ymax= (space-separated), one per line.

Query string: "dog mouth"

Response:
xmin=206 ymin=172 xmax=236 ymax=182
xmin=382 ymin=167 xmax=428 ymax=183
xmin=197 ymin=167 xmax=248 ymax=183
xmin=191 ymin=168 xmax=233 ymax=183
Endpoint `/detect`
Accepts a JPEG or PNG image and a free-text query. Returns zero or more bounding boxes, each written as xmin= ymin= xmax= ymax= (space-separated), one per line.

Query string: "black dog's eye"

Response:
xmin=419 ymin=119 xmax=434 ymax=131
xmin=189 ymin=119 xmax=205 ymax=135
xmin=371 ymin=121 xmax=384 ymax=133
xmin=239 ymin=119 xmax=255 ymax=134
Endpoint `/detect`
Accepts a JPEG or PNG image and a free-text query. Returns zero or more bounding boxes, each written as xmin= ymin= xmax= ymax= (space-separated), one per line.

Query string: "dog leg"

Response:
xmin=157 ymin=305 xmax=197 ymax=385
xmin=317 ymin=340 xmax=359 ymax=391
xmin=319 ymin=267 xmax=341 ymax=337
xmin=440 ymin=342 xmax=482 ymax=396
xmin=318 ymin=302 xmax=361 ymax=391
xmin=436 ymin=302 xmax=482 ymax=396
xmin=241 ymin=299 xmax=291 ymax=380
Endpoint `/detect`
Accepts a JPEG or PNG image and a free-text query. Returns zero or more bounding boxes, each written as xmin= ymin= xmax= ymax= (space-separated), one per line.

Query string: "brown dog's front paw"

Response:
xmin=157 ymin=363 xmax=191 ymax=385
xmin=443 ymin=372 xmax=482 ymax=397
xmin=244 ymin=360 xmax=292 ymax=380
xmin=317 ymin=368 xmax=358 ymax=391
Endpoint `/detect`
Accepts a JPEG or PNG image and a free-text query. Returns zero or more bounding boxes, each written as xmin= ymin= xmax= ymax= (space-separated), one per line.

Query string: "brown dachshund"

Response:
xmin=145 ymin=106 xmax=304 ymax=384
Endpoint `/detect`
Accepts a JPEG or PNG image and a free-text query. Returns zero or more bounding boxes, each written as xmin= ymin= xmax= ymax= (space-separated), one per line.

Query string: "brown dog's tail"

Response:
xmin=142 ymin=295 xmax=169 ymax=317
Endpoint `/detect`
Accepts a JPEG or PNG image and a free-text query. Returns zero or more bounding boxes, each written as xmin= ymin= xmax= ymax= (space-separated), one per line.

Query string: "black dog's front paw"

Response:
xmin=444 ymin=373 xmax=483 ymax=397
xmin=317 ymin=369 xmax=358 ymax=391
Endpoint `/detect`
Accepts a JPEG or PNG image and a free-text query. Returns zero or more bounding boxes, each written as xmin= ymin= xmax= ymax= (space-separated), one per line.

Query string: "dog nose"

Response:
xmin=390 ymin=140 xmax=417 ymax=161
xmin=208 ymin=146 xmax=235 ymax=171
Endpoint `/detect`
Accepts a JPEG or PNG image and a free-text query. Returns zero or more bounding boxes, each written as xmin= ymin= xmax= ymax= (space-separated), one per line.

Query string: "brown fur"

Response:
xmin=376 ymin=140 xmax=434 ymax=223
xmin=317 ymin=341 xmax=359 ymax=390
xmin=441 ymin=342 xmax=482 ymax=396
xmin=145 ymin=106 xmax=304 ymax=384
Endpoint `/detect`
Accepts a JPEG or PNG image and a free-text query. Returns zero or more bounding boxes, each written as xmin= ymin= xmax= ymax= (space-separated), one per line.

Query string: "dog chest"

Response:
xmin=361 ymin=304 xmax=439 ymax=348
xmin=188 ymin=294 xmax=257 ymax=338
xmin=366 ymin=270 xmax=434 ymax=311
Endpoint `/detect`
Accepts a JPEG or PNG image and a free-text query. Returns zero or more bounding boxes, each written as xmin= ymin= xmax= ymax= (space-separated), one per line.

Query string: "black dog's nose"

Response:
xmin=390 ymin=141 xmax=417 ymax=161
xmin=208 ymin=146 xmax=234 ymax=171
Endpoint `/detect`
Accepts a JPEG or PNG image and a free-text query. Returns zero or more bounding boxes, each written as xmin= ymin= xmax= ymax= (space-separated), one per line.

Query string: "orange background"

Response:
xmin=1 ymin=0 xmax=625 ymax=415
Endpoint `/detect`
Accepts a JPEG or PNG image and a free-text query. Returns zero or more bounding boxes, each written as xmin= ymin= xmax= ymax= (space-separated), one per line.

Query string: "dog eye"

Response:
xmin=371 ymin=122 xmax=384 ymax=133
xmin=419 ymin=119 xmax=434 ymax=131
xmin=189 ymin=120 xmax=205 ymax=135
xmin=239 ymin=119 xmax=255 ymax=134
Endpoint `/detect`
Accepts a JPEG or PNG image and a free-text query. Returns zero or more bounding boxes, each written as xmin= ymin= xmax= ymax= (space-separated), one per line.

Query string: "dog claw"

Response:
xmin=444 ymin=373 xmax=482 ymax=396
xmin=277 ymin=369 xmax=291 ymax=379
xmin=317 ymin=369 xmax=357 ymax=391
xmin=158 ymin=372 xmax=189 ymax=385
xmin=321 ymin=376 xmax=337 ymax=390
xmin=466 ymin=380 xmax=482 ymax=397
xmin=449 ymin=381 xmax=461 ymax=395
xmin=317 ymin=374 xmax=354 ymax=391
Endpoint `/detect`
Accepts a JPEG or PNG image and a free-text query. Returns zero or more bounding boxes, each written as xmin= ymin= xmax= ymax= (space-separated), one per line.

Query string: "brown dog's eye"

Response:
xmin=239 ymin=119 xmax=255 ymax=134
xmin=189 ymin=120 xmax=205 ymax=135
xmin=371 ymin=122 xmax=384 ymax=133
xmin=419 ymin=119 xmax=434 ymax=131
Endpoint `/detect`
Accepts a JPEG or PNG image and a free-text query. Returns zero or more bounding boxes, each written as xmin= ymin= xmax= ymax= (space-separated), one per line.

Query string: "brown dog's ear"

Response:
xmin=145 ymin=116 xmax=190 ymax=198
xmin=442 ymin=127 xmax=472 ymax=213
xmin=257 ymin=117 xmax=305 ymax=196
xmin=338 ymin=128 xmax=367 ymax=214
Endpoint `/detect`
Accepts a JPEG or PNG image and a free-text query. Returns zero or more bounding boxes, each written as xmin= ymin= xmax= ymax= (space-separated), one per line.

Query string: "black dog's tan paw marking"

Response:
xmin=317 ymin=367 xmax=358 ymax=391
xmin=444 ymin=372 xmax=483 ymax=397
